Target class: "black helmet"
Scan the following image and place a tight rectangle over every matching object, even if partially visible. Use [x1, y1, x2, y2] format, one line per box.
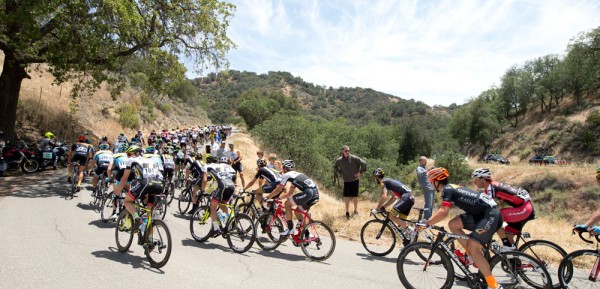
[257, 158, 267, 167]
[373, 168, 385, 177]
[206, 155, 218, 164]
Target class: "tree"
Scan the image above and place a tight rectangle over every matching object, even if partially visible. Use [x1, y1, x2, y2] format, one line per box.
[0, 0, 235, 139]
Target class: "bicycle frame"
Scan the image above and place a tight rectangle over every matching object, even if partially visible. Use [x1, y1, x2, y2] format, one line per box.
[269, 199, 318, 245]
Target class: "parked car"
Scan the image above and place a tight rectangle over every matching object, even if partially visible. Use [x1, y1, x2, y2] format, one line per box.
[483, 154, 510, 164]
[529, 155, 545, 165]
[529, 155, 567, 165]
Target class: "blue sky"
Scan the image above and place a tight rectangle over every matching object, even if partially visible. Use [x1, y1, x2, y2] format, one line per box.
[191, 0, 600, 106]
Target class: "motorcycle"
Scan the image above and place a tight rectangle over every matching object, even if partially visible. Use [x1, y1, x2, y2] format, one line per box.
[34, 145, 58, 172]
[54, 142, 69, 168]
[0, 141, 39, 174]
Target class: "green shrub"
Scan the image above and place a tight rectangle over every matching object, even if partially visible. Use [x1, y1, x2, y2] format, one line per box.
[157, 103, 172, 115]
[519, 173, 576, 193]
[433, 152, 471, 184]
[586, 111, 600, 127]
[518, 146, 532, 160]
[117, 104, 140, 129]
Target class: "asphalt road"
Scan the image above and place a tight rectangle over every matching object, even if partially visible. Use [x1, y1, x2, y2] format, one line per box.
[0, 169, 472, 289]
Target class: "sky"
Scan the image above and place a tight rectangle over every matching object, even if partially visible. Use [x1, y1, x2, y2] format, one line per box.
[191, 0, 600, 106]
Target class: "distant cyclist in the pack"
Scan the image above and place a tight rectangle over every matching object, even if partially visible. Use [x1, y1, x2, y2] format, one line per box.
[372, 168, 415, 230]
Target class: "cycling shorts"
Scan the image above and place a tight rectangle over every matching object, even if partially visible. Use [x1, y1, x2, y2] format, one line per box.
[232, 161, 243, 172]
[175, 158, 185, 165]
[94, 166, 108, 177]
[114, 169, 134, 185]
[211, 178, 235, 204]
[501, 201, 535, 234]
[459, 208, 503, 245]
[163, 168, 174, 181]
[291, 187, 319, 211]
[392, 194, 415, 220]
[72, 154, 88, 166]
[128, 177, 163, 204]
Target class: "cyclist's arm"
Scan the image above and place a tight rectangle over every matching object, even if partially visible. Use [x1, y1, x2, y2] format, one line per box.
[115, 169, 131, 195]
[199, 172, 207, 191]
[584, 207, 600, 227]
[106, 160, 113, 177]
[244, 177, 258, 191]
[425, 205, 450, 225]
[279, 186, 295, 200]
[375, 187, 389, 210]
[266, 183, 285, 199]
[382, 195, 396, 209]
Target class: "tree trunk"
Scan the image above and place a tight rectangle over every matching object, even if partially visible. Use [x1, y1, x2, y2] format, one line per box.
[0, 53, 28, 141]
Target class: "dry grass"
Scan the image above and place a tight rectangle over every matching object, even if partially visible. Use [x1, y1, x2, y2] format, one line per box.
[234, 134, 597, 255]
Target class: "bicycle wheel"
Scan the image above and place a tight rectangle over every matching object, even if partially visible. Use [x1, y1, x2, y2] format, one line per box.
[255, 213, 284, 251]
[300, 221, 336, 261]
[397, 241, 454, 289]
[178, 189, 191, 214]
[226, 213, 256, 253]
[115, 210, 134, 252]
[190, 205, 212, 242]
[166, 182, 175, 205]
[153, 196, 168, 220]
[558, 249, 599, 289]
[519, 239, 568, 289]
[360, 219, 396, 256]
[490, 251, 552, 289]
[237, 203, 258, 222]
[100, 193, 114, 222]
[443, 237, 478, 281]
[144, 219, 172, 269]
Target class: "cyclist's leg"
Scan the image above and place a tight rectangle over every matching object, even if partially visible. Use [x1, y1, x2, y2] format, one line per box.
[498, 202, 534, 245]
[389, 194, 415, 228]
[125, 179, 147, 220]
[467, 209, 503, 289]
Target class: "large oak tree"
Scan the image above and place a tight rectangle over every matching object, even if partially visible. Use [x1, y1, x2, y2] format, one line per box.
[0, 0, 235, 139]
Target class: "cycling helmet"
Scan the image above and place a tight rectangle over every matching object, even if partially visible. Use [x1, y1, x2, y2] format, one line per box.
[117, 144, 128, 153]
[471, 168, 492, 180]
[78, 135, 86, 142]
[373, 168, 385, 177]
[145, 146, 155, 154]
[99, 144, 109, 150]
[206, 155, 218, 164]
[257, 158, 267, 167]
[101, 136, 108, 142]
[44, 132, 54, 138]
[282, 160, 295, 170]
[219, 157, 228, 164]
[427, 167, 449, 183]
[126, 145, 142, 155]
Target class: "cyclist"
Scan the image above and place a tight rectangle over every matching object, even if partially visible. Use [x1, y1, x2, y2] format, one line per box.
[206, 153, 237, 237]
[184, 151, 208, 214]
[471, 168, 535, 250]
[226, 142, 245, 188]
[422, 167, 503, 289]
[243, 158, 282, 209]
[372, 168, 415, 230]
[91, 143, 113, 197]
[160, 145, 175, 184]
[264, 160, 319, 236]
[144, 146, 164, 181]
[573, 166, 600, 233]
[67, 135, 92, 191]
[107, 148, 132, 221]
[98, 136, 109, 147]
[115, 145, 164, 230]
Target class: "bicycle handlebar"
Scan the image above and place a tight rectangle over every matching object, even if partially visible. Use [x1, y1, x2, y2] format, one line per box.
[573, 227, 600, 244]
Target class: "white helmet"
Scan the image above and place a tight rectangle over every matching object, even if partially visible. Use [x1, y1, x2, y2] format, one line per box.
[282, 159, 295, 170]
[219, 157, 228, 164]
[471, 168, 492, 180]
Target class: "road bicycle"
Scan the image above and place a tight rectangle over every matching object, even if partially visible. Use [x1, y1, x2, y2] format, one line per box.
[91, 173, 109, 212]
[556, 226, 600, 288]
[236, 190, 266, 222]
[397, 225, 552, 289]
[67, 162, 79, 200]
[178, 172, 218, 214]
[255, 198, 336, 261]
[115, 200, 172, 268]
[100, 188, 124, 223]
[189, 193, 256, 253]
[450, 227, 567, 288]
[162, 176, 175, 205]
[360, 207, 426, 256]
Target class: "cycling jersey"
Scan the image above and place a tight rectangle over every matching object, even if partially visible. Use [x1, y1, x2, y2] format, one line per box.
[381, 178, 412, 198]
[93, 150, 113, 168]
[144, 153, 163, 172]
[206, 163, 236, 180]
[280, 171, 317, 191]
[161, 154, 175, 170]
[206, 163, 235, 203]
[484, 181, 530, 207]
[126, 156, 163, 181]
[441, 184, 497, 215]
[72, 142, 91, 156]
[254, 167, 282, 183]
[112, 153, 133, 184]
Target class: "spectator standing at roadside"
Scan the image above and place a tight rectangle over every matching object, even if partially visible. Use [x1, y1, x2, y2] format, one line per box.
[416, 156, 435, 220]
[333, 145, 367, 220]
[267, 153, 283, 173]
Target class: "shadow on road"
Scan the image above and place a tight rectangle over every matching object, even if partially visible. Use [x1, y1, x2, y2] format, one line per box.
[0, 170, 68, 199]
[254, 246, 327, 263]
[355, 252, 397, 263]
[77, 202, 98, 211]
[181, 238, 231, 253]
[89, 219, 114, 229]
[91, 247, 164, 273]
[170, 212, 190, 221]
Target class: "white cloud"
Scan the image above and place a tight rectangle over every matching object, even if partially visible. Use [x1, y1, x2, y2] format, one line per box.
[195, 0, 600, 106]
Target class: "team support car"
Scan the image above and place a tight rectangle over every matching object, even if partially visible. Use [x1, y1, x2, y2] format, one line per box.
[483, 154, 510, 164]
